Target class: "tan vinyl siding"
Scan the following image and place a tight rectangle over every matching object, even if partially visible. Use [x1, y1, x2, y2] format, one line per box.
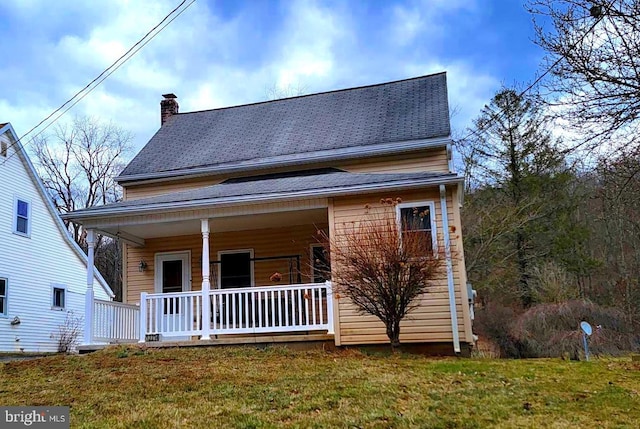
[330, 187, 469, 346]
[122, 147, 450, 201]
[125, 223, 326, 304]
[124, 177, 222, 200]
[339, 148, 449, 174]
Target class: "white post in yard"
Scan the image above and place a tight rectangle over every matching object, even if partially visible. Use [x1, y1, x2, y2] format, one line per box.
[326, 280, 335, 335]
[83, 229, 96, 345]
[201, 219, 211, 340]
[139, 292, 148, 343]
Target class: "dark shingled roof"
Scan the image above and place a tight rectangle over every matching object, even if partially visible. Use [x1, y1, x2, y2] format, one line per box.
[119, 73, 451, 179]
[68, 170, 459, 217]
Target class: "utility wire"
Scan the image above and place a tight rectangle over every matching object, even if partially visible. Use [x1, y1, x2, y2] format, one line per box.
[1, 0, 195, 165]
[456, 0, 614, 146]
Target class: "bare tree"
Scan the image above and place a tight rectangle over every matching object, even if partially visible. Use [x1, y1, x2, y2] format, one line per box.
[528, 0, 640, 152]
[32, 116, 132, 300]
[265, 82, 308, 100]
[319, 199, 445, 349]
[33, 116, 131, 242]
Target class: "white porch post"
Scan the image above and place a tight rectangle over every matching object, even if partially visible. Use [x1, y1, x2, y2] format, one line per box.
[201, 219, 212, 340]
[83, 229, 96, 345]
[138, 292, 147, 343]
[326, 280, 335, 335]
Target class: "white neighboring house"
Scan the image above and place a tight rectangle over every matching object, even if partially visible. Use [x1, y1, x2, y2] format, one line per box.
[0, 122, 113, 352]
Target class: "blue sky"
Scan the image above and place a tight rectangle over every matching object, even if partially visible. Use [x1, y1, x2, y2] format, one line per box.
[0, 0, 544, 152]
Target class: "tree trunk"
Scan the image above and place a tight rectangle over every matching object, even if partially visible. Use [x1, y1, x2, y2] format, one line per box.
[387, 320, 401, 351]
[516, 228, 531, 307]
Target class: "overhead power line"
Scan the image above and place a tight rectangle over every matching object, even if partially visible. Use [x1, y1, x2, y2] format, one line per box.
[1, 0, 196, 165]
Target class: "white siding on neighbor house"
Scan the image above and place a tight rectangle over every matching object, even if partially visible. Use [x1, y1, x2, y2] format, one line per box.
[0, 131, 109, 352]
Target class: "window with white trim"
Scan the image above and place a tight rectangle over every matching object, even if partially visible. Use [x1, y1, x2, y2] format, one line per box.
[14, 197, 30, 236]
[0, 278, 7, 315]
[396, 201, 437, 252]
[52, 285, 66, 309]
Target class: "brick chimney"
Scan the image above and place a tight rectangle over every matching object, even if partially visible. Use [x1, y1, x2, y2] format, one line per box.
[160, 93, 179, 125]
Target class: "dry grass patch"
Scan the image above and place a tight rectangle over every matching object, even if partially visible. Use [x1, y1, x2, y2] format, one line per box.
[1, 346, 639, 428]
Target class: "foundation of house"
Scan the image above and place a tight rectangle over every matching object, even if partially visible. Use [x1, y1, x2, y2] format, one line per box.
[77, 333, 335, 354]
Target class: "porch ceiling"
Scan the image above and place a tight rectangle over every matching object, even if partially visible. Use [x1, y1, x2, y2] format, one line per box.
[98, 207, 328, 240]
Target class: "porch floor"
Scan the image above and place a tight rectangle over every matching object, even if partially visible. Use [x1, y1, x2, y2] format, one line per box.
[78, 333, 334, 354]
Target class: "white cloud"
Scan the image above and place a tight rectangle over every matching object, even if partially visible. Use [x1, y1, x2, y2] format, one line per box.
[271, 0, 347, 88]
[391, 0, 477, 46]
[0, 0, 501, 156]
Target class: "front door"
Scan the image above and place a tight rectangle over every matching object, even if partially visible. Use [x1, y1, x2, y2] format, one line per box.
[155, 251, 191, 340]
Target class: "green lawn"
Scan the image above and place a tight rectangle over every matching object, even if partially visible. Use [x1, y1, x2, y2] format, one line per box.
[0, 346, 638, 428]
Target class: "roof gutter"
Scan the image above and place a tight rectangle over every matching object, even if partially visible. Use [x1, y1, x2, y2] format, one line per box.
[64, 174, 462, 222]
[115, 136, 453, 185]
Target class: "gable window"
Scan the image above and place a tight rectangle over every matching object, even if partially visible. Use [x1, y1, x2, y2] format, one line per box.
[396, 201, 437, 252]
[0, 278, 7, 316]
[14, 197, 30, 236]
[52, 285, 66, 310]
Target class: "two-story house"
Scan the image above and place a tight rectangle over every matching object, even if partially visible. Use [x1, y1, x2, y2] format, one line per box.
[65, 73, 473, 354]
[0, 123, 113, 352]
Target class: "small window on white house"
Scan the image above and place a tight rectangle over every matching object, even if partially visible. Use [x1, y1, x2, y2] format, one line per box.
[397, 202, 437, 252]
[0, 278, 7, 315]
[14, 198, 30, 236]
[52, 286, 66, 309]
[1, 141, 7, 157]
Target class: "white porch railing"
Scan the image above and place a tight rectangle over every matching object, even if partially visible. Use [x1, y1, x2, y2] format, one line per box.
[93, 299, 140, 343]
[138, 282, 334, 342]
[141, 291, 203, 338]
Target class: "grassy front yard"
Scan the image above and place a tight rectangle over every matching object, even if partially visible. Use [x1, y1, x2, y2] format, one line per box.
[0, 346, 638, 428]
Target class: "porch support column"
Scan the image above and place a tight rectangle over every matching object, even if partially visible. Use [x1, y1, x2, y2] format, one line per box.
[83, 229, 96, 345]
[440, 184, 461, 354]
[201, 219, 212, 340]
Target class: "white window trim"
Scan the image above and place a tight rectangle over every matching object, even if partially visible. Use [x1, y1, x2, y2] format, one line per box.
[51, 284, 67, 310]
[395, 200, 438, 253]
[0, 276, 8, 317]
[217, 249, 255, 289]
[13, 196, 32, 237]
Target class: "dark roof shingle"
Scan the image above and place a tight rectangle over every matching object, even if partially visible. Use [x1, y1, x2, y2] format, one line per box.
[120, 73, 450, 179]
[68, 170, 459, 218]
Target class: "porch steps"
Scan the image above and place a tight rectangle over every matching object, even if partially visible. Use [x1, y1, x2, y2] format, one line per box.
[78, 333, 334, 354]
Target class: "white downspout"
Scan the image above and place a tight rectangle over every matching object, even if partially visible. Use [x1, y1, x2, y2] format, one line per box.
[440, 184, 461, 354]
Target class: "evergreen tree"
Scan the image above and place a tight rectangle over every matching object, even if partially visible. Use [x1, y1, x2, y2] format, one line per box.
[462, 89, 586, 307]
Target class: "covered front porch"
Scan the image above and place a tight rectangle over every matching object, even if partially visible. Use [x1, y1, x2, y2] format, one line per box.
[80, 200, 336, 346]
[88, 281, 334, 345]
